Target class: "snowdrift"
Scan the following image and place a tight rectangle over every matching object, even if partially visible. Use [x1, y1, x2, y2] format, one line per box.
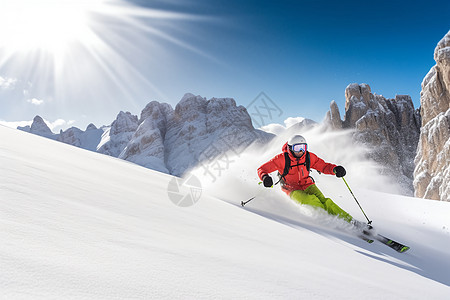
[1, 125, 449, 299]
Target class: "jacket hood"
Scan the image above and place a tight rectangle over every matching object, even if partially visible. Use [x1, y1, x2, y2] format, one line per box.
[282, 142, 289, 153]
[282, 142, 306, 162]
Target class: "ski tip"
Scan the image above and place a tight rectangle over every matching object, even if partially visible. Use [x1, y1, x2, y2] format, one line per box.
[399, 246, 410, 253]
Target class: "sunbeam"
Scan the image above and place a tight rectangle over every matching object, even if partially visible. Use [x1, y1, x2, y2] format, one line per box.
[0, 0, 215, 124]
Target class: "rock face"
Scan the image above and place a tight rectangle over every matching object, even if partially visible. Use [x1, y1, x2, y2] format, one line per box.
[325, 83, 421, 195]
[325, 101, 342, 129]
[119, 101, 173, 173]
[97, 111, 139, 157]
[58, 124, 104, 151]
[414, 30, 450, 201]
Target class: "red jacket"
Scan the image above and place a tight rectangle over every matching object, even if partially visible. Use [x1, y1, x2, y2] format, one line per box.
[257, 143, 336, 194]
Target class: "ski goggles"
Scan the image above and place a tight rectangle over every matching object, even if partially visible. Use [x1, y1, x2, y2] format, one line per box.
[291, 143, 307, 153]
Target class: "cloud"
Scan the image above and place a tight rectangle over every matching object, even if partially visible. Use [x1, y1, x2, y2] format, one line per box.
[0, 120, 32, 129]
[48, 119, 75, 130]
[0, 76, 17, 90]
[0, 118, 75, 131]
[260, 117, 308, 135]
[259, 123, 286, 135]
[27, 98, 45, 105]
[284, 117, 305, 128]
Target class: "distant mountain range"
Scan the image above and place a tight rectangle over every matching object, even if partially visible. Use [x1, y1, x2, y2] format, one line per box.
[19, 93, 274, 176]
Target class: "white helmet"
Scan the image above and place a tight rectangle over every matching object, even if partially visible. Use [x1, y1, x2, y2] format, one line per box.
[287, 135, 307, 146]
[287, 135, 307, 156]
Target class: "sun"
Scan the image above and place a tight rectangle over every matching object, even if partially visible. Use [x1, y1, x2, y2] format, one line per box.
[0, 0, 213, 126]
[0, 0, 104, 55]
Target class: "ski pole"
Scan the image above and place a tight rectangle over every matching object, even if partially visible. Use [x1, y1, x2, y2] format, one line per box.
[342, 177, 372, 224]
[241, 195, 256, 207]
[241, 182, 264, 207]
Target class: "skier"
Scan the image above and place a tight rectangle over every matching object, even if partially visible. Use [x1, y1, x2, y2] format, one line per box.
[257, 135, 353, 223]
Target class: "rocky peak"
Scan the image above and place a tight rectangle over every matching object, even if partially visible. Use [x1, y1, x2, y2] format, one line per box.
[58, 127, 83, 148]
[140, 101, 173, 123]
[29, 115, 53, 137]
[97, 111, 139, 157]
[111, 111, 138, 135]
[205, 97, 254, 132]
[325, 83, 421, 195]
[344, 83, 372, 110]
[174, 94, 208, 122]
[86, 123, 97, 131]
[343, 84, 377, 128]
[325, 100, 343, 129]
[434, 30, 450, 62]
[139, 101, 173, 139]
[180, 92, 196, 102]
[118, 101, 174, 173]
[414, 30, 450, 201]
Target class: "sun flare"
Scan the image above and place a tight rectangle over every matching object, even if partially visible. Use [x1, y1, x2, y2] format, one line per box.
[0, 0, 104, 55]
[0, 0, 212, 126]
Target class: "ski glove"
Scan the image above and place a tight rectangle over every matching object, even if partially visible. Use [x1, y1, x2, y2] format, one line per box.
[333, 166, 346, 178]
[262, 175, 273, 187]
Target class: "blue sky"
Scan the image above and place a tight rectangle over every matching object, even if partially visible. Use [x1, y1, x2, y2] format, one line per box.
[0, 0, 449, 131]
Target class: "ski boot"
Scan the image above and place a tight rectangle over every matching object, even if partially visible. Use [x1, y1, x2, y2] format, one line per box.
[351, 219, 375, 237]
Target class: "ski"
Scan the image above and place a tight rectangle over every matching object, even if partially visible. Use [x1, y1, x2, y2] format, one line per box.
[352, 221, 409, 252]
[359, 235, 374, 244]
[374, 234, 410, 253]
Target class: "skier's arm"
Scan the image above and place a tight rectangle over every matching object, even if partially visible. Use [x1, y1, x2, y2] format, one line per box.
[257, 154, 283, 180]
[309, 152, 336, 175]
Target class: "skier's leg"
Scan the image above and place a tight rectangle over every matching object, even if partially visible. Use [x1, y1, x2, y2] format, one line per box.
[322, 198, 353, 222]
[304, 185, 353, 222]
[290, 190, 325, 209]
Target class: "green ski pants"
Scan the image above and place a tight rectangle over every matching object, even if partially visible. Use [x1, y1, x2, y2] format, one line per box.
[290, 184, 352, 222]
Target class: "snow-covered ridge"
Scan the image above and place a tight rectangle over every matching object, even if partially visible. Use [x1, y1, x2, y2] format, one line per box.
[2, 119, 450, 298]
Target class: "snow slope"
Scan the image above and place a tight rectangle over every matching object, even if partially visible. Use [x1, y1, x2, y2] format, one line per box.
[1, 124, 450, 299]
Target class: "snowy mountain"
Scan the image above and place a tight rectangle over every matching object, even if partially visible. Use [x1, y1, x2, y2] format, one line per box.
[325, 83, 421, 195]
[119, 101, 173, 173]
[17, 115, 56, 139]
[57, 123, 105, 152]
[1, 124, 450, 299]
[19, 93, 273, 176]
[163, 93, 270, 176]
[414, 30, 450, 201]
[97, 111, 139, 157]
